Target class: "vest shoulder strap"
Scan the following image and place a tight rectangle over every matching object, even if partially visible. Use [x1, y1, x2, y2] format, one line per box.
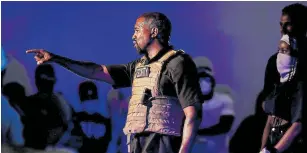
[136, 49, 185, 67]
[158, 49, 184, 63]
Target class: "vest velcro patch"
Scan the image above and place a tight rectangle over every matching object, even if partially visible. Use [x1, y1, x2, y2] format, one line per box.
[135, 66, 150, 78]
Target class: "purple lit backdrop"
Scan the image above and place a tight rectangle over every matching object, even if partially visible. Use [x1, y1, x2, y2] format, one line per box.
[2, 1, 306, 133]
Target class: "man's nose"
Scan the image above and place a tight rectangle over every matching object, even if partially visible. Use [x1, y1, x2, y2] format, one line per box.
[132, 34, 136, 40]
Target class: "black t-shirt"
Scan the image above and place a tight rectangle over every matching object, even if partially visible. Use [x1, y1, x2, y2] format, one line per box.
[106, 50, 202, 109]
[21, 93, 67, 149]
[264, 80, 303, 123]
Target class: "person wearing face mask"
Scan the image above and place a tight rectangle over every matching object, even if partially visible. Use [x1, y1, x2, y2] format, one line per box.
[260, 34, 303, 153]
[192, 56, 235, 153]
[257, 4, 307, 152]
[258, 3, 307, 110]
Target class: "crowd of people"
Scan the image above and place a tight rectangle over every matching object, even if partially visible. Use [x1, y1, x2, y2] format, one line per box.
[1, 49, 129, 153]
[2, 2, 307, 153]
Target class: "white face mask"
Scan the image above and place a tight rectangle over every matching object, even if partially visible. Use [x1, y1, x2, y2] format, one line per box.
[276, 53, 296, 82]
[199, 77, 212, 95]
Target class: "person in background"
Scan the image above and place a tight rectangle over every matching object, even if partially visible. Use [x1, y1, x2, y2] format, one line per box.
[260, 34, 303, 153]
[259, 3, 307, 153]
[20, 64, 69, 150]
[75, 81, 111, 153]
[1, 47, 25, 149]
[192, 56, 235, 153]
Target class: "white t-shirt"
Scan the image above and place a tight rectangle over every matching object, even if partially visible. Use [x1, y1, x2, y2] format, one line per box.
[195, 92, 235, 153]
[77, 99, 110, 139]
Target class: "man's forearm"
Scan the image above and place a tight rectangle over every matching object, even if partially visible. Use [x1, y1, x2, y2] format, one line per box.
[179, 117, 200, 153]
[179, 105, 201, 153]
[51, 54, 113, 83]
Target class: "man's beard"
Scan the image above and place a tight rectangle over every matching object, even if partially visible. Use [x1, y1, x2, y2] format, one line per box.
[136, 45, 146, 55]
[135, 39, 153, 55]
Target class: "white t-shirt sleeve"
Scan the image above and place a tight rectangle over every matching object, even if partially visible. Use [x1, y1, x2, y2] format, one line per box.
[220, 94, 235, 116]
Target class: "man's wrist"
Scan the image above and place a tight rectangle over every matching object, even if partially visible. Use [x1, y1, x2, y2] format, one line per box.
[50, 53, 68, 66]
[50, 53, 59, 62]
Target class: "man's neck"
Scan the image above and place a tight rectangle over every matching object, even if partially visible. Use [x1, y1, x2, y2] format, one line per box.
[146, 41, 164, 59]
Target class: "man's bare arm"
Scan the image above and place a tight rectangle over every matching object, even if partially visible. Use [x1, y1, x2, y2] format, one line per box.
[179, 103, 202, 153]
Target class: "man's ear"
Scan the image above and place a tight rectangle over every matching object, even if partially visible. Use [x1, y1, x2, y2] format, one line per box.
[151, 27, 159, 38]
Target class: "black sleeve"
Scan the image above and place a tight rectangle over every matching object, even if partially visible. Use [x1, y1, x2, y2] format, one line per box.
[105, 60, 139, 89]
[262, 53, 279, 98]
[257, 53, 279, 113]
[291, 82, 303, 123]
[168, 54, 203, 109]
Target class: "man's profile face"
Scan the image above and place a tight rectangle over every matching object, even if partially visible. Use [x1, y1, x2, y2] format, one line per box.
[132, 17, 152, 55]
[280, 14, 292, 35]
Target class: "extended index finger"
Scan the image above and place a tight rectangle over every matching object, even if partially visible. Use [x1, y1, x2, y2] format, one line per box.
[26, 49, 42, 54]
